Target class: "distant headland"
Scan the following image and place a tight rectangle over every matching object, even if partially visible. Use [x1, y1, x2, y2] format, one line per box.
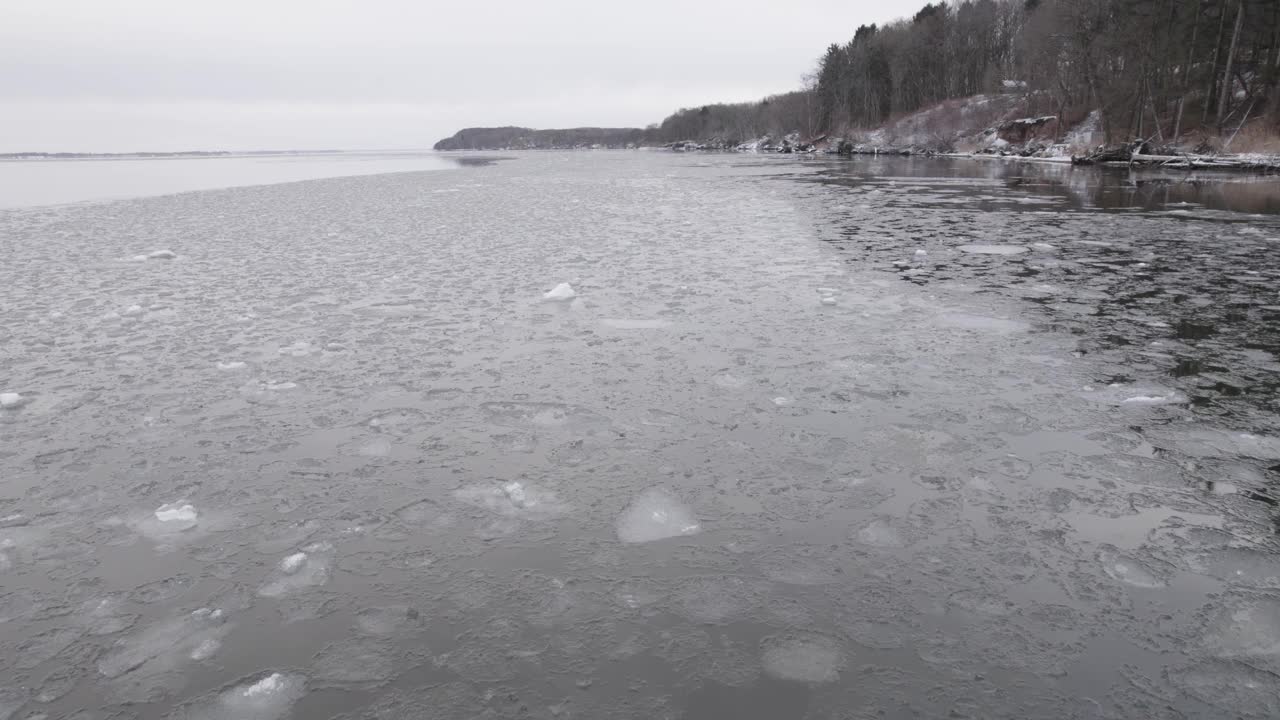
[432, 127, 647, 151]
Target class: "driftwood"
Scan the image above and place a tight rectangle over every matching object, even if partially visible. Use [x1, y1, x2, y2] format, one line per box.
[1127, 152, 1280, 171]
[1074, 141, 1280, 172]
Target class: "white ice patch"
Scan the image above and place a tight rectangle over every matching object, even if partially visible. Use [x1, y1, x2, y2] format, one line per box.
[939, 313, 1028, 334]
[1099, 546, 1167, 588]
[760, 633, 845, 683]
[277, 341, 313, 357]
[615, 488, 701, 544]
[452, 481, 567, 520]
[543, 283, 577, 301]
[146, 249, 177, 260]
[0, 393, 24, 409]
[854, 518, 904, 548]
[217, 361, 247, 371]
[99, 608, 231, 695]
[279, 553, 308, 575]
[958, 244, 1029, 255]
[1085, 384, 1186, 406]
[155, 502, 198, 524]
[712, 373, 748, 389]
[1201, 597, 1280, 668]
[185, 672, 306, 720]
[258, 542, 332, 597]
[600, 318, 669, 329]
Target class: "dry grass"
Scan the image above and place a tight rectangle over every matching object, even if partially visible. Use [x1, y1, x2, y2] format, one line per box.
[1221, 121, 1280, 155]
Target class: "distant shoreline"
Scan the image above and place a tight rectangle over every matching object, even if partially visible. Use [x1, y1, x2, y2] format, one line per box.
[0, 150, 349, 161]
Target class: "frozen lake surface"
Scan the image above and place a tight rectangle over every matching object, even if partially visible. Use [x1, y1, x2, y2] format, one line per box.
[2, 151, 1280, 719]
[0, 151, 471, 209]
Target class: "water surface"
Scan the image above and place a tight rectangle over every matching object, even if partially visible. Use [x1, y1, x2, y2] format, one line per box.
[0, 151, 472, 209]
[1, 152, 1279, 719]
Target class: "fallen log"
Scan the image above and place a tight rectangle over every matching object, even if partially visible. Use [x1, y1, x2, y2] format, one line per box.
[1127, 152, 1280, 171]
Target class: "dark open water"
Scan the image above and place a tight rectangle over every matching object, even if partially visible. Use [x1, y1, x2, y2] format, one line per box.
[2, 152, 1279, 719]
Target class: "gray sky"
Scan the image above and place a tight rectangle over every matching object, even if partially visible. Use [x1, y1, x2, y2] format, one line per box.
[2, 0, 902, 152]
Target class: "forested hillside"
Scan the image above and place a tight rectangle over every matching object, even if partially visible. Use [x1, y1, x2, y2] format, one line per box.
[434, 127, 646, 150]
[648, 0, 1280, 149]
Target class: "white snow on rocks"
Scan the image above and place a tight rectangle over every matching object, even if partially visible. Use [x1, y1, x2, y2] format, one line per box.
[543, 282, 577, 301]
[615, 488, 700, 544]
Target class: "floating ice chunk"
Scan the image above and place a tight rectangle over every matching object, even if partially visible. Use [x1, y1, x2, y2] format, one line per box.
[543, 283, 577, 301]
[146, 250, 177, 260]
[1123, 395, 1172, 404]
[279, 553, 308, 575]
[760, 633, 845, 683]
[615, 488, 701, 544]
[99, 608, 231, 695]
[217, 361, 247, 371]
[1031, 242, 1057, 251]
[914, 249, 928, 261]
[502, 481, 527, 507]
[190, 637, 221, 660]
[258, 543, 332, 597]
[277, 342, 313, 357]
[0, 393, 24, 409]
[1099, 545, 1167, 588]
[712, 373, 748, 389]
[453, 481, 566, 519]
[122, 304, 144, 316]
[76, 595, 137, 636]
[155, 502, 198, 524]
[854, 518, 904, 548]
[1200, 596, 1280, 667]
[772, 397, 793, 406]
[820, 297, 837, 306]
[600, 318, 669, 329]
[188, 672, 305, 720]
[958, 244, 1029, 255]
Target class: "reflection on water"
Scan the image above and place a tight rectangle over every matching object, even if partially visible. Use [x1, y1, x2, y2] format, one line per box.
[2, 152, 1280, 719]
[798, 154, 1280, 216]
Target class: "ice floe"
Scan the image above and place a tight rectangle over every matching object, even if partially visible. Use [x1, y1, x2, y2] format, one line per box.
[543, 283, 577, 301]
[615, 488, 700, 544]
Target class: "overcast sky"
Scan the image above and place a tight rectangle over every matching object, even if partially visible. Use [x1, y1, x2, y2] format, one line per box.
[2, 0, 903, 152]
